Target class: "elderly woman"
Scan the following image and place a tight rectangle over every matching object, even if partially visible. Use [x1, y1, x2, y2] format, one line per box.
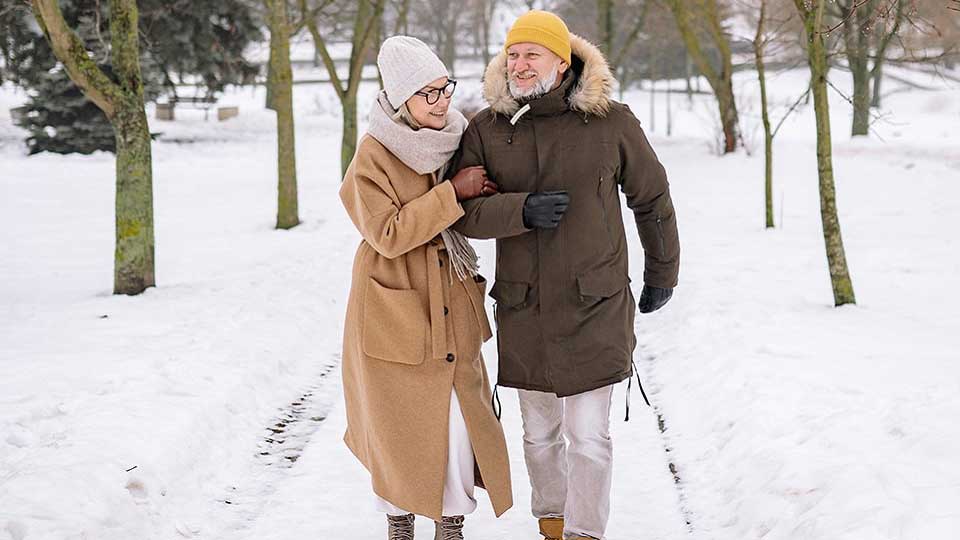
[339, 36, 513, 540]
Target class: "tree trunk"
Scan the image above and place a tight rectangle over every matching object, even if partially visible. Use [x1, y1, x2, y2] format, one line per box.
[308, 0, 383, 176]
[30, 0, 156, 295]
[850, 61, 870, 134]
[649, 49, 656, 132]
[649, 79, 656, 132]
[443, 31, 456, 77]
[716, 79, 739, 153]
[266, 0, 299, 229]
[870, 59, 883, 108]
[112, 97, 156, 294]
[340, 92, 358, 179]
[597, 0, 613, 59]
[666, 0, 740, 153]
[843, 2, 871, 136]
[869, 0, 905, 109]
[797, 0, 856, 306]
[395, 0, 410, 34]
[265, 58, 276, 110]
[666, 77, 673, 137]
[755, 0, 775, 228]
[109, 0, 155, 294]
[479, 0, 494, 68]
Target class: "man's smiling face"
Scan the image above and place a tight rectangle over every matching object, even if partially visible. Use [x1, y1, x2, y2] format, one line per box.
[506, 42, 568, 99]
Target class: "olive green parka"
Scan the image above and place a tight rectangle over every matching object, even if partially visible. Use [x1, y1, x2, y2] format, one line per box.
[449, 35, 681, 397]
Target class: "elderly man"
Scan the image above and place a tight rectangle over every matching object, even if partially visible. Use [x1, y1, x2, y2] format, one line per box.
[448, 10, 681, 540]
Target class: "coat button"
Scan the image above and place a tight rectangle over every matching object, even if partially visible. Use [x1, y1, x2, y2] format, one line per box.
[446, 353, 455, 362]
[444, 306, 449, 316]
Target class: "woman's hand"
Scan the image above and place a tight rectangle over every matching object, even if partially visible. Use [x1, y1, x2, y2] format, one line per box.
[449, 166, 499, 201]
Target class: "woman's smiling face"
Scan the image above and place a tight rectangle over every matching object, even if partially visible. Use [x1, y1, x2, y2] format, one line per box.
[405, 77, 452, 130]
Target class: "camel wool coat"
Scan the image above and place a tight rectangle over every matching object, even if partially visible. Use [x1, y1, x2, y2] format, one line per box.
[339, 134, 513, 521]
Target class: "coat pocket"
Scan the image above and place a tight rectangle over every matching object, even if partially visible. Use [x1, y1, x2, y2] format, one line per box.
[466, 274, 493, 342]
[362, 277, 427, 364]
[576, 265, 630, 300]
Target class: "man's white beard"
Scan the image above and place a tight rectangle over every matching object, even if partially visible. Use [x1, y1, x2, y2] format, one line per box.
[508, 64, 560, 100]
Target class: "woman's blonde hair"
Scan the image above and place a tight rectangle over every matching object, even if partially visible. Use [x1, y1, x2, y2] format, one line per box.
[391, 102, 422, 130]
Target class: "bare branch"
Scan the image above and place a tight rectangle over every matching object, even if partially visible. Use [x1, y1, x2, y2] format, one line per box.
[301, 0, 346, 99]
[109, 0, 144, 95]
[29, 0, 118, 117]
[346, 0, 384, 95]
[772, 85, 811, 138]
[611, 4, 649, 73]
[663, 0, 720, 82]
[821, 0, 872, 35]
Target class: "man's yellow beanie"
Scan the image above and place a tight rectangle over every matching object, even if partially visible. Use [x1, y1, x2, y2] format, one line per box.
[504, 10, 571, 65]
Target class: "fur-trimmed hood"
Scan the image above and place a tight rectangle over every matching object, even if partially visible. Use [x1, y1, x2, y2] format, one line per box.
[482, 34, 614, 118]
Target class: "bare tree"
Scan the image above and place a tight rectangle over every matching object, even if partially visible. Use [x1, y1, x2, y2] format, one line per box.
[754, 0, 775, 227]
[412, 0, 460, 75]
[793, 0, 856, 306]
[868, 0, 908, 108]
[664, 0, 742, 153]
[473, 0, 500, 67]
[393, 0, 411, 34]
[599, 0, 651, 92]
[307, 0, 385, 177]
[746, 0, 799, 228]
[264, 0, 300, 229]
[30, 0, 155, 295]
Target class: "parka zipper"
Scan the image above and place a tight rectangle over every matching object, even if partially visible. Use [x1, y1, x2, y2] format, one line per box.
[597, 175, 616, 253]
[655, 215, 666, 258]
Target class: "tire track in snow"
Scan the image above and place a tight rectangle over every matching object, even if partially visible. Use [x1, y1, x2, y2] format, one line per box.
[640, 350, 697, 536]
[208, 356, 339, 537]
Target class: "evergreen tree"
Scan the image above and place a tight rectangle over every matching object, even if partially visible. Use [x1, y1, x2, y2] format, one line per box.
[22, 67, 118, 154]
[1, 0, 260, 155]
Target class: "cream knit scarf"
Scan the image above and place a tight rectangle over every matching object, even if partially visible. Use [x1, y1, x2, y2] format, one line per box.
[366, 90, 479, 281]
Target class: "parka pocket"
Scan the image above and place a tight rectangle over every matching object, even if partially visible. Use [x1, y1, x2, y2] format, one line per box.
[466, 274, 493, 342]
[576, 265, 630, 301]
[489, 280, 530, 310]
[362, 277, 427, 365]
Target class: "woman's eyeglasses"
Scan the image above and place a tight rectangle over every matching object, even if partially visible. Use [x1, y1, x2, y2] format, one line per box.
[414, 79, 457, 105]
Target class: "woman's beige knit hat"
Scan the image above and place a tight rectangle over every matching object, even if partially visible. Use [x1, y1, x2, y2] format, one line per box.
[377, 36, 449, 109]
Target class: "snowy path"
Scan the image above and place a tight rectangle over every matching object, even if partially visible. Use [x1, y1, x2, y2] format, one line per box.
[187, 220, 693, 540]
[215, 354, 693, 540]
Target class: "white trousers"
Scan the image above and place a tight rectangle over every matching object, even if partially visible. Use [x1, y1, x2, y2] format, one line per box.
[374, 388, 478, 517]
[518, 384, 615, 540]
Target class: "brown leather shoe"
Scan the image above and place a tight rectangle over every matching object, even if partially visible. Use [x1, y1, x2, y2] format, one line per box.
[538, 517, 564, 540]
[387, 513, 415, 540]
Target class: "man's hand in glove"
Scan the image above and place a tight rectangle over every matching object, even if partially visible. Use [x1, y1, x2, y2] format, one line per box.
[638, 285, 673, 313]
[523, 191, 570, 229]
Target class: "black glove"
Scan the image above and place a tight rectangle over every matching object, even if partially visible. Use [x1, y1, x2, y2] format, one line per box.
[638, 285, 673, 313]
[523, 191, 570, 229]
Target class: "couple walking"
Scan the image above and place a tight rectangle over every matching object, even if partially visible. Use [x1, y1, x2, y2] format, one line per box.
[338, 10, 681, 540]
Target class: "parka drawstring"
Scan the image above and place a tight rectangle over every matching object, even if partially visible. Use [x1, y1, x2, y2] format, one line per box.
[492, 383, 502, 421]
[507, 103, 531, 144]
[624, 359, 651, 421]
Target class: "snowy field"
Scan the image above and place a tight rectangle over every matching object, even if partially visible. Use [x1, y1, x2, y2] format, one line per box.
[1, 63, 959, 540]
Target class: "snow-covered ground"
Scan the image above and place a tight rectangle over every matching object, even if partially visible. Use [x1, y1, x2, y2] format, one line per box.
[2, 62, 959, 540]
